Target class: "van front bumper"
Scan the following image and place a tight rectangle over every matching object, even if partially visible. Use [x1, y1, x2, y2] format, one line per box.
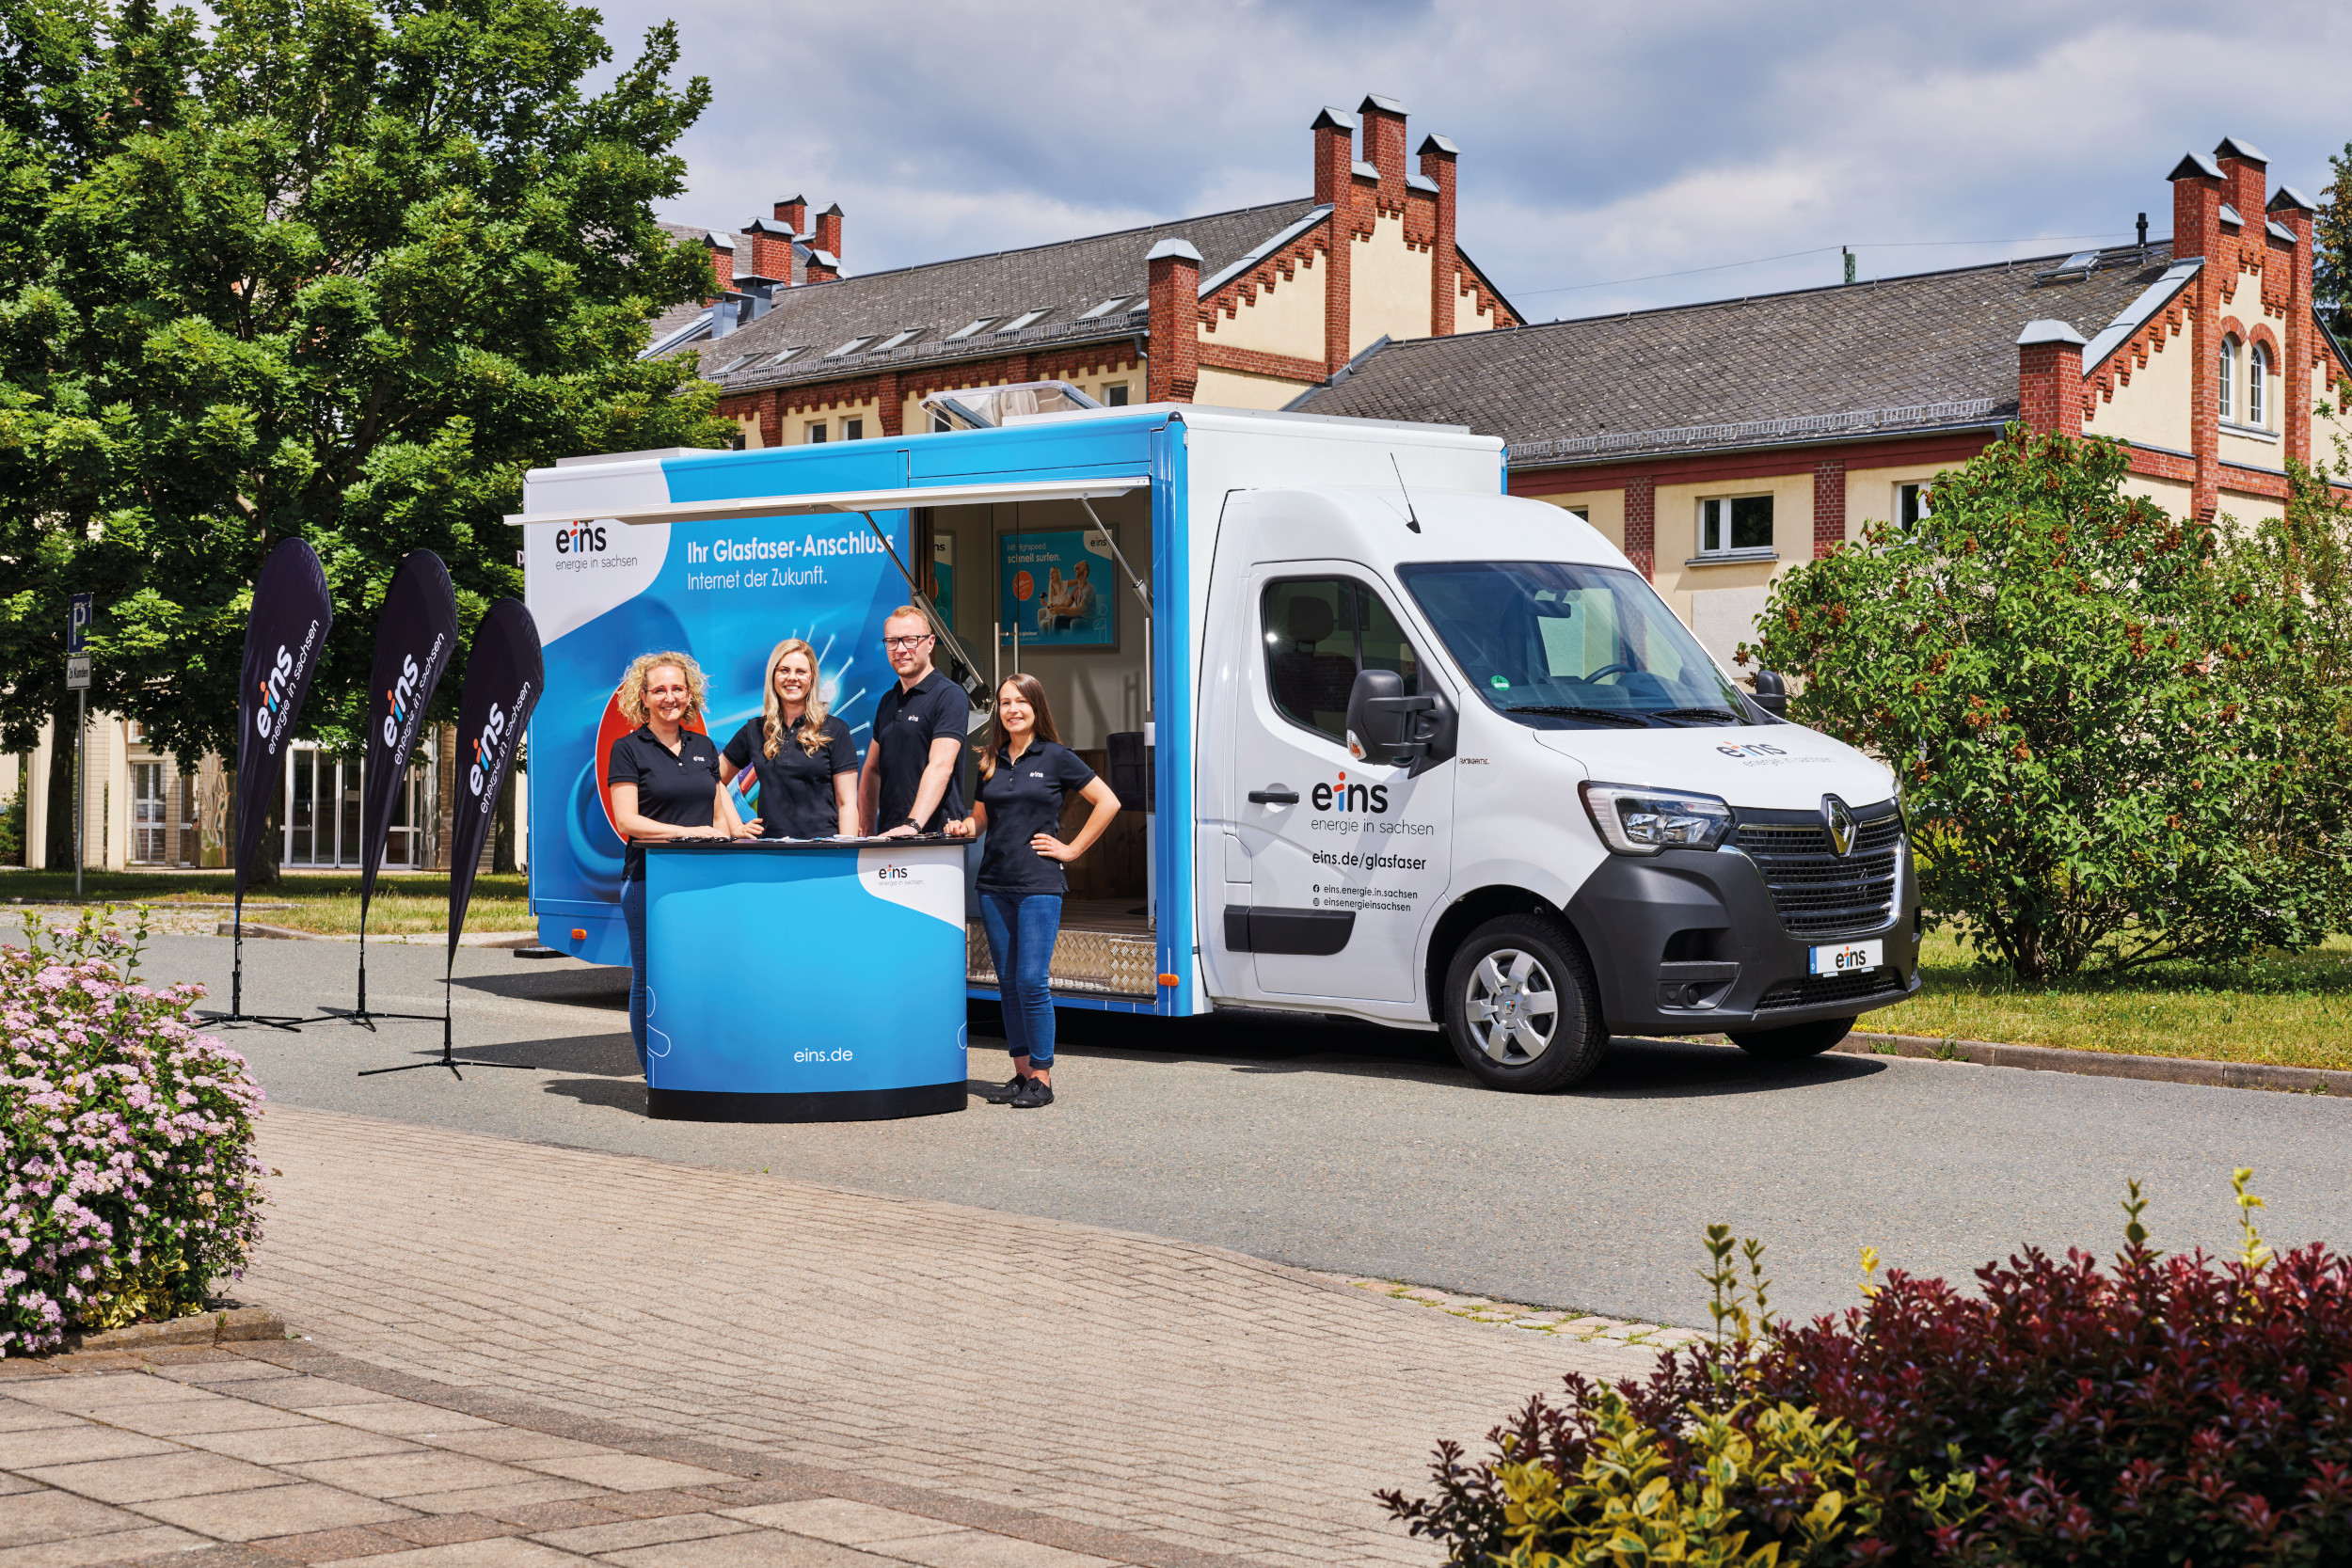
[1562, 830, 1920, 1037]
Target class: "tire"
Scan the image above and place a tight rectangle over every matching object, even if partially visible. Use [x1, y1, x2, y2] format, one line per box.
[1727, 1016, 1856, 1060]
[1440, 914, 1608, 1092]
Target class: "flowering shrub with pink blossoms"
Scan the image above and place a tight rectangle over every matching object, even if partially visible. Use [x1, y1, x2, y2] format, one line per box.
[2, 909, 266, 1355]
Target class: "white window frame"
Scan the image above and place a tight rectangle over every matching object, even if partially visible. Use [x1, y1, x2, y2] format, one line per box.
[1104, 382, 1130, 406]
[1693, 494, 1775, 562]
[2218, 336, 2237, 422]
[1897, 483, 1933, 531]
[2248, 341, 2268, 429]
[995, 309, 1048, 334]
[946, 318, 993, 341]
[804, 421, 828, 444]
[843, 417, 865, 440]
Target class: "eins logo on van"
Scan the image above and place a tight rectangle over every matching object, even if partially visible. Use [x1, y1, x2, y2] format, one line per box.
[1312, 770, 1390, 815]
[553, 521, 608, 555]
[253, 647, 294, 740]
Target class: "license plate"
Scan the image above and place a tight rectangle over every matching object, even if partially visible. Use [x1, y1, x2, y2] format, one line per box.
[1809, 939, 1883, 975]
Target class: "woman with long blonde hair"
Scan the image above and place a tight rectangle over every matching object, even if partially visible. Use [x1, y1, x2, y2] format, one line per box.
[718, 638, 858, 839]
[949, 673, 1121, 1109]
[608, 650, 755, 1069]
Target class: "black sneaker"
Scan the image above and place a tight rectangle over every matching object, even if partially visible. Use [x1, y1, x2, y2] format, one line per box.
[1010, 1077, 1055, 1109]
[980, 1074, 1027, 1104]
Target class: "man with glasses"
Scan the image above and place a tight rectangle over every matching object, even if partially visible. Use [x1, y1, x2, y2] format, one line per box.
[860, 606, 968, 837]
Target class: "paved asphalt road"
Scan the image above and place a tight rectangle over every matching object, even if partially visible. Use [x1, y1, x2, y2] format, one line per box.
[114, 930, 2352, 1327]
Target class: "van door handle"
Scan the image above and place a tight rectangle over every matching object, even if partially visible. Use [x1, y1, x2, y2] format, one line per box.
[1248, 788, 1300, 805]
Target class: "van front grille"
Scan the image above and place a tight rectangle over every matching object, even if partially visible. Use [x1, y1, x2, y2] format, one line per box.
[1737, 813, 1901, 938]
[1756, 967, 1906, 1013]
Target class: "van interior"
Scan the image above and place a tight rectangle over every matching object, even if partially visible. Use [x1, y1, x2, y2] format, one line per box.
[914, 388, 1158, 1002]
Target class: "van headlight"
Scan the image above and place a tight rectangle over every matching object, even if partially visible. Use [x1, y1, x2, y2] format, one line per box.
[1579, 783, 1734, 856]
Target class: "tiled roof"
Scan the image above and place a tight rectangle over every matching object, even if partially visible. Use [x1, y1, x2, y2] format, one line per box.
[656, 199, 1325, 394]
[1293, 243, 2179, 463]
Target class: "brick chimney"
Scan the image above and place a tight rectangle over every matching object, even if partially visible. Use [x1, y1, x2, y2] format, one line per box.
[742, 217, 794, 282]
[2214, 136, 2267, 236]
[1359, 94, 1407, 198]
[2016, 320, 2087, 437]
[2169, 150, 2226, 519]
[1420, 133, 1459, 336]
[1145, 237, 1201, 404]
[776, 195, 808, 234]
[815, 203, 844, 262]
[1311, 106, 1355, 207]
[699, 230, 736, 304]
[1310, 107, 1359, 378]
[2269, 182, 2319, 467]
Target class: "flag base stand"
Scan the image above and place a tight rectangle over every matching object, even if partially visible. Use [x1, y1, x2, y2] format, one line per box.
[322, 926, 439, 1029]
[357, 973, 532, 1081]
[198, 914, 305, 1032]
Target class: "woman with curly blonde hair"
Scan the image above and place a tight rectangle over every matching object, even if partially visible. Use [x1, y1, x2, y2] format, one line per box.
[717, 638, 858, 838]
[608, 650, 753, 1069]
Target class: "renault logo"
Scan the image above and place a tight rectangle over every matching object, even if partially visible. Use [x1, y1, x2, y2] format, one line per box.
[1821, 794, 1856, 857]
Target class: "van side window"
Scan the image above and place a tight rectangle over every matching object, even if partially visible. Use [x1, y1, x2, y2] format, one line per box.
[1261, 578, 1422, 744]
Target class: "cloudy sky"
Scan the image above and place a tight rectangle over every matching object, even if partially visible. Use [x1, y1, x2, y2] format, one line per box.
[602, 0, 2351, 322]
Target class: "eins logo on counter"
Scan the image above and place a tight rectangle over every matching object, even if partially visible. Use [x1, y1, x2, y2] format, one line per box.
[1312, 770, 1390, 815]
[553, 521, 608, 555]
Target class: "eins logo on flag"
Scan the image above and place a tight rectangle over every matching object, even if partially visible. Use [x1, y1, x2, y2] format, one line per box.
[467, 702, 508, 798]
[253, 647, 294, 740]
[381, 654, 424, 748]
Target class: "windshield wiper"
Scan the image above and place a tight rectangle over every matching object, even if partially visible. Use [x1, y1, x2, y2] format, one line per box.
[1649, 706, 1744, 725]
[1502, 705, 1648, 728]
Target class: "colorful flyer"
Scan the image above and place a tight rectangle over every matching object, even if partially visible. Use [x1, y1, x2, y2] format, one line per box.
[1000, 527, 1117, 648]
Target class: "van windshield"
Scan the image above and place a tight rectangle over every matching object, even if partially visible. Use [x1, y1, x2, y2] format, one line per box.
[1397, 561, 1752, 727]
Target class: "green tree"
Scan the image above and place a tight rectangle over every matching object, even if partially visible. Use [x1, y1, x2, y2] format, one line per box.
[0, 0, 728, 835]
[2315, 142, 2352, 341]
[1746, 426, 2342, 980]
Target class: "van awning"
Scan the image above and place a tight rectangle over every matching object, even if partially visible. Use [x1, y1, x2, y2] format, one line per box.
[502, 475, 1151, 528]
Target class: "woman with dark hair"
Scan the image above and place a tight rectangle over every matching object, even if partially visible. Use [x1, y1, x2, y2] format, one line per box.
[950, 673, 1120, 1108]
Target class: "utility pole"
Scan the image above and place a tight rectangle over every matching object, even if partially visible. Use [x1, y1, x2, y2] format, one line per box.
[65, 594, 92, 899]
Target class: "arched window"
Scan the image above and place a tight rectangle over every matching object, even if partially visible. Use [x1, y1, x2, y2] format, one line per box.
[2218, 336, 2238, 421]
[2249, 341, 2269, 428]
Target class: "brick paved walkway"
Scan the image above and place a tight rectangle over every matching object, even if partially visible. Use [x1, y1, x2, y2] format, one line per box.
[216, 1106, 1651, 1566]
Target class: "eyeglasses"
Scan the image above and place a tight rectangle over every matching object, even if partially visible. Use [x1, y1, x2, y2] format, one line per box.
[882, 634, 933, 650]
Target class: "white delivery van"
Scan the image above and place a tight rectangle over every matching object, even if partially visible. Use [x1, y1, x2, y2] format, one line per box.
[515, 387, 1920, 1091]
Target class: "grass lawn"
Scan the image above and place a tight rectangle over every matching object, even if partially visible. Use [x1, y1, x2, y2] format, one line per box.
[0, 869, 532, 937]
[1872, 927, 2352, 1072]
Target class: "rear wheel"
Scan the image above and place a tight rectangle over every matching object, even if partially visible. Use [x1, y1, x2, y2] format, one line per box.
[1727, 1016, 1856, 1060]
[1441, 914, 1607, 1092]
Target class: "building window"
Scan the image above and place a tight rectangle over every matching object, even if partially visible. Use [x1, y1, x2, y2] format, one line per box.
[844, 418, 865, 440]
[1697, 495, 1773, 557]
[1565, 506, 1591, 522]
[1104, 383, 1129, 406]
[2248, 342, 2268, 428]
[931, 414, 952, 433]
[805, 422, 828, 444]
[132, 762, 167, 863]
[1898, 483, 1932, 530]
[2218, 336, 2237, 421]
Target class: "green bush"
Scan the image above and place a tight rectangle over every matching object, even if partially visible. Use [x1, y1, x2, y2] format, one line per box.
[0, 780, 22, 866]
[1746, 424, 2345, 979]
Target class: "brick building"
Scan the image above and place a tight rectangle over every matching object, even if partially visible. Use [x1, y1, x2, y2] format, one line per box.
[1293, 137, 2352, 662]
[646, 95, 1518, 443]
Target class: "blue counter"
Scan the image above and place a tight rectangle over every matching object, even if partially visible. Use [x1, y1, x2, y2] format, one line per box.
[641, 839, 968, 1122]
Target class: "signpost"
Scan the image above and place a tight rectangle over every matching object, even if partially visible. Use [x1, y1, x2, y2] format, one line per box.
[65, 594, 91, 899]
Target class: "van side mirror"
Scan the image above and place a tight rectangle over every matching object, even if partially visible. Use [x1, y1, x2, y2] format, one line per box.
[1751, 670, 1788, 720]
[1345, 669, 1457, 778]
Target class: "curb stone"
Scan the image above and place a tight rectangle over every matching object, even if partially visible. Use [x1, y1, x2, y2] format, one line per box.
[58, 1304, 285, 1354]
[1833, 1030, 2336, 1095]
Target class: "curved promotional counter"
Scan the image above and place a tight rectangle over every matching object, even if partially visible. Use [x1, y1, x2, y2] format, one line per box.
[641, 838, 967, 1122]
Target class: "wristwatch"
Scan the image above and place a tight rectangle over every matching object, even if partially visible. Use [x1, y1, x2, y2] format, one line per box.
[903, 816, 922, 831]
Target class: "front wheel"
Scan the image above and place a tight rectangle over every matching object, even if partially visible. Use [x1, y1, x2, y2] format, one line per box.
[1727, 1016, 1855, 1060]
[1441, 914, 1607, 1092]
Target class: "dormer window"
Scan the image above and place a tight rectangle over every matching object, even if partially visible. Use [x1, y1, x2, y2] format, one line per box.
[995, 309, 1048, 334]
[2218, 336, 2237, 421]
[946, 318, 993, 341]
[2248, 341, 2269, 428]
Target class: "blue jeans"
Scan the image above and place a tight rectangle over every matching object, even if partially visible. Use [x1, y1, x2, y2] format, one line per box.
[979, 893, 1060, 1068]
[621, 876, 649, 1073]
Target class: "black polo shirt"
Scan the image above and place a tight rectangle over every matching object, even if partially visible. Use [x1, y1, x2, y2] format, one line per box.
[607, 723, 723, 880]
[975, 740, 1097, 896]
[869, 670, 967, 834]
[723, 714, 857, 839]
